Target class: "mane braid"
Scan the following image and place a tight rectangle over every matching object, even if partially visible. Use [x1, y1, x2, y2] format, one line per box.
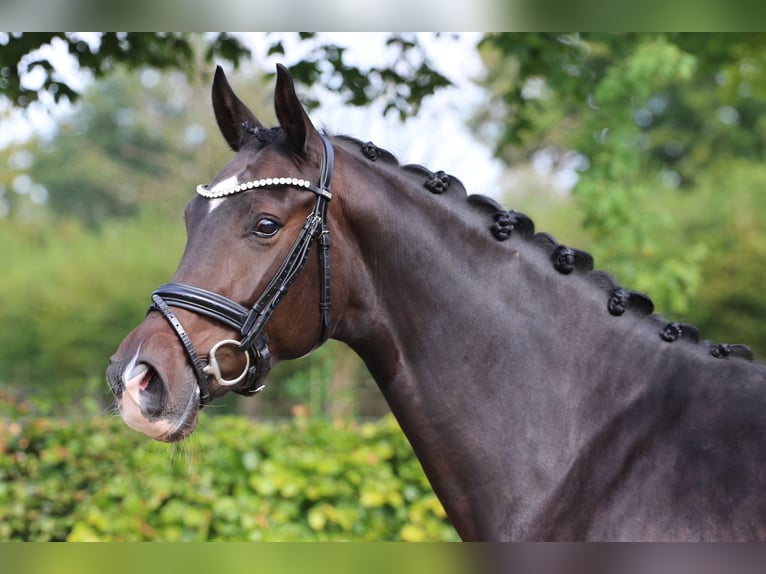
[335, 135, 399, 165]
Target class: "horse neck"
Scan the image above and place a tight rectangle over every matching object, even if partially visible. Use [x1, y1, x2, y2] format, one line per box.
[329, 152, 672, 539]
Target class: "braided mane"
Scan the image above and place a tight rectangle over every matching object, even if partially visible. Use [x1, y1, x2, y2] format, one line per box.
[332, 133, 754, 362]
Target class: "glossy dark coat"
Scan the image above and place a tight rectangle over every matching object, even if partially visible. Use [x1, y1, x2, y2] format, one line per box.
[107, 65, 766, 541]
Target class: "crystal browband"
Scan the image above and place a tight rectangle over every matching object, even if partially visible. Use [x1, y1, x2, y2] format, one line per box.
[196, 177, 314, 199]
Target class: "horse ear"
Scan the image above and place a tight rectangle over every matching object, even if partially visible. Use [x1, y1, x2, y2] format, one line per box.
[211, 65, 262, 151]
[274, 63, 318, 155]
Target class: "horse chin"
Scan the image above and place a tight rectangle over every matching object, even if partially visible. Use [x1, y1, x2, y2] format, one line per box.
[118, 364, 200, 443]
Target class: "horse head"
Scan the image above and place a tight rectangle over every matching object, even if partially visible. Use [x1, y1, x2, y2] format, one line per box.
[107, 65, 342, 441]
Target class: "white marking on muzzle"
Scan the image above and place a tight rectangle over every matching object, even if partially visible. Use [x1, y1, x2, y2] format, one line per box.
[123, 346, 142, 382]
[123, 346, 147, 408]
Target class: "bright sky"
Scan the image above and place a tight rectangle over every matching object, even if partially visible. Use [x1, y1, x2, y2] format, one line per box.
[0, 33, 505, 198]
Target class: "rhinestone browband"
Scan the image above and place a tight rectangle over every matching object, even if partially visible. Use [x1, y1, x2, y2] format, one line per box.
[196, 178, 313, 199]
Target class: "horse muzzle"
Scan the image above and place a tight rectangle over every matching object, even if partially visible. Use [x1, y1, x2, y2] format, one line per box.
[106, 326, 205, 442]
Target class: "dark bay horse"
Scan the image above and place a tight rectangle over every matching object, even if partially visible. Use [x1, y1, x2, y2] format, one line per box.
[107, 64, 766, 541]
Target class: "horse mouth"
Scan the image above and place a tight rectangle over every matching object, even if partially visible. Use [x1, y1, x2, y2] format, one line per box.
[119, 361, 200, 443]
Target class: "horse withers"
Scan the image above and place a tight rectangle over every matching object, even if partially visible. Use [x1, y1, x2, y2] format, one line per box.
[108, 64, 766, 541]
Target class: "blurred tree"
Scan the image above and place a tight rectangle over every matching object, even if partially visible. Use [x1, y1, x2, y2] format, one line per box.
[0, 32, 449, 120]
[476, 34, 766, 170]
[473, 33, 766, 356]
[0, 33, 250, 108]
[28, 66, 235, 226]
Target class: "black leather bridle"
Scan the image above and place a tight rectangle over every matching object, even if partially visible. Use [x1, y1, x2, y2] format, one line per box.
[149, 135, 334, 407]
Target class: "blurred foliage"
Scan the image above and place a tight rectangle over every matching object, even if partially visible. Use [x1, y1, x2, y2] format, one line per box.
[2, 64, 241, 225]
[268, 33, 451, 119]
[0, 414, 458, 541]
[0, 33, 450, 121]
[0, 33, 250, 108]
[475, 33, 766, 356]
[0, 209, 185, 413]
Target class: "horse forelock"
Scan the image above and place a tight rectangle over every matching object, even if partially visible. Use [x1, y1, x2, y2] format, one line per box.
[330, 133, 755, 363]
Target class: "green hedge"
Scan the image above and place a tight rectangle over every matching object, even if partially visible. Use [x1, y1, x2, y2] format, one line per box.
[0, 414, 458, 541]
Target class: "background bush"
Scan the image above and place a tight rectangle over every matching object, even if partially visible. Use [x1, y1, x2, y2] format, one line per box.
[0, 414, 458, 542]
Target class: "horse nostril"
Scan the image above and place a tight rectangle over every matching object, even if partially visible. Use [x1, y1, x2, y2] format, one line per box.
[139, 366, 168, 418]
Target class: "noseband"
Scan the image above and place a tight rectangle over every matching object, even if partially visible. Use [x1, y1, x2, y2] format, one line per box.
[149, 135, 334, 407]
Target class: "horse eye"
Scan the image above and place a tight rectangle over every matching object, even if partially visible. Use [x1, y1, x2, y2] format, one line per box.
[252, 218, 281, 238]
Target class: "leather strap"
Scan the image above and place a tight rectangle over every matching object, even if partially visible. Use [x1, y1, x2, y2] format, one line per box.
[153, 283, 250, 331]
[151, 293, 210, 404]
